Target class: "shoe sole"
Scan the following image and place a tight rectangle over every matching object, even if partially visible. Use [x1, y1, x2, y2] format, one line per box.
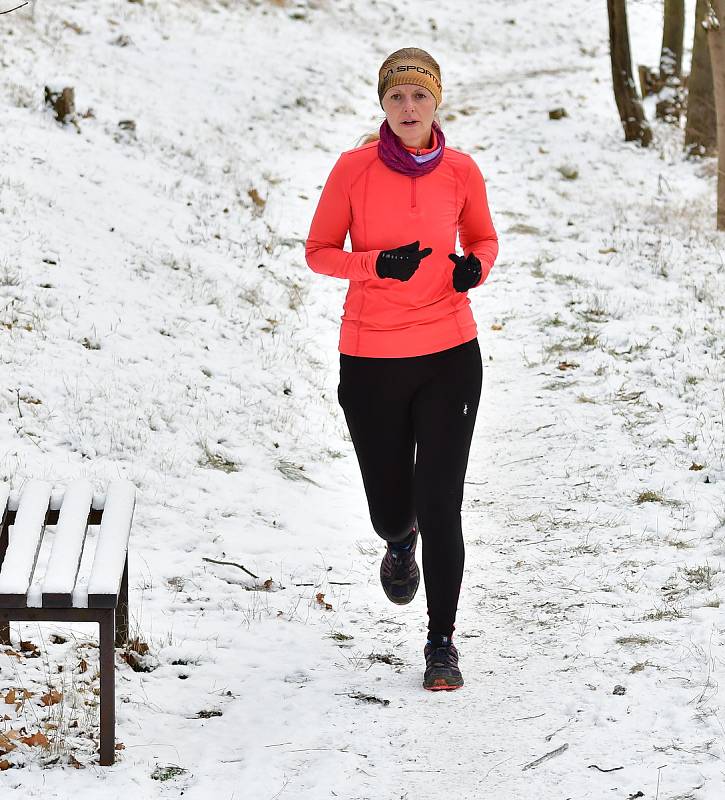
[423, 677, 464, 691]
[381, 567, 420, 605]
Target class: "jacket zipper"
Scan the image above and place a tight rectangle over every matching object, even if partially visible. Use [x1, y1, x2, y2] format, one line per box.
[411, 144, 421, 208]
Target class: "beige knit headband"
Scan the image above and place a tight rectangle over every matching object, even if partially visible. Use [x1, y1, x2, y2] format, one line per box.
[378, 58, 443, 109]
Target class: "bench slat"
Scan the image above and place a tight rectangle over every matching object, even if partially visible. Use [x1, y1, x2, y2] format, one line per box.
[0, 480, 53, 608]
[87, 480, 136, 608]
[41, 480, 94, 607]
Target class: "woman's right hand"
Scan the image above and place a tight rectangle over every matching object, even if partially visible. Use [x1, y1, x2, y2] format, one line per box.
[375, 240, 433, 281]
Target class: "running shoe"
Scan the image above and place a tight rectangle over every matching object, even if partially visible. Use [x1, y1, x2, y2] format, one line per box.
[379, 527, 419, 605]
[423, 640, 464, 691]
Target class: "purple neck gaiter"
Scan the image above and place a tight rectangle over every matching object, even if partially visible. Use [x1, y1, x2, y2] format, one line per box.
[377, 118, 445, 177]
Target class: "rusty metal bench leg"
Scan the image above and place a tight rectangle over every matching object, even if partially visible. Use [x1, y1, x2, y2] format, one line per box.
[0, 621, 9, 646]
[115, 556, 129, 648]
[99, 609, 116, 766]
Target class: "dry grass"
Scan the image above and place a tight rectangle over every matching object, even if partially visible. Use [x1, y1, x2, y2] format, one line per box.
[615, 634, 662, 646]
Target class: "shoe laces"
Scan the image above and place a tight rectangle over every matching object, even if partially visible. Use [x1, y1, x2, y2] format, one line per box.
[384, 541, 416, 579]
[425, 642, 458, 668]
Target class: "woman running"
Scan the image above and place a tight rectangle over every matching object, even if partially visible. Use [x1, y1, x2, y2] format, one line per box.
[305, 47, 498, 691]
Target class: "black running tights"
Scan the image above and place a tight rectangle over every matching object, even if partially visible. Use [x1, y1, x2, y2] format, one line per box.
[337, 338, 482, 638]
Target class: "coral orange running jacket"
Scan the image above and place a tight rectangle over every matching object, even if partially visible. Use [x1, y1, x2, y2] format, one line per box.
[305, 137, 498, 357]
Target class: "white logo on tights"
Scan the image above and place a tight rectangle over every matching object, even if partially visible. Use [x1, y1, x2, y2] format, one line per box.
[463, 403, 468, 416]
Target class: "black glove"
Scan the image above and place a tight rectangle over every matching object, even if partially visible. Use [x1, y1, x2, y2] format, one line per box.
[448, 252, 482, 292]
[376, 240, 432, 281]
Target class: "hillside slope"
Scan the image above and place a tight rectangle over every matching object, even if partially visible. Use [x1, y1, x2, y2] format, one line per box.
[0, 1, 723, 798]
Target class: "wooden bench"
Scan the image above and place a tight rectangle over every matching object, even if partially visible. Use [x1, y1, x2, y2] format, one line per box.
[0, 478, 136, 766]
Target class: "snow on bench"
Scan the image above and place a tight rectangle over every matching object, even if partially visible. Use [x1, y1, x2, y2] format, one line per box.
[0, 480, 53, 606]
[41, 480, 94, 607]
[87, 480, 136, 607]
[0, 478, 136, 767]
[0, 479, 136, 609]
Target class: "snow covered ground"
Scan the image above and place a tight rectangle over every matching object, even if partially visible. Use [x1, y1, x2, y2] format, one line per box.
[1, 0, 724, 797]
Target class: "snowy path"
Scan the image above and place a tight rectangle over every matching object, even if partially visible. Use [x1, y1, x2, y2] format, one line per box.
[0, 0, 723, 798]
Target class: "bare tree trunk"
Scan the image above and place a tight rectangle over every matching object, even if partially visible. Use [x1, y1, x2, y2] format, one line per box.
[707, 0, 725, 229]
[661, 0, 685, 75]
[608, 0, 652, 145]
[686, 0, 718, 155]
[657, 0, 685, 122]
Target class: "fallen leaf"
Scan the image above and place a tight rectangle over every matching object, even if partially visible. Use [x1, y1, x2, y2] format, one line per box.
[315, 592, 333, 611]
[491, 323, 503, 331]
[248, 187, 265, 208]
[126, 637, 149, 656]
[3, 689, 15, 705]
[120, 650, 154, 673]
[557, 361, 579, 371]
[0, 759, 10, 770]
[115, 742, 125, 750]
[78, 658, 88, 673]
[689, 462, 704, 471]
[40, 690, 62, 707]
[0, 649, 22, 660]
[0, 735, 16, 755]
[20, 731, 49, 747]
[19, 641, 39, 654]
[263, 578, 274, 589]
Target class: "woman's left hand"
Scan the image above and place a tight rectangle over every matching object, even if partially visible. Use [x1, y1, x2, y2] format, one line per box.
[448, 252, 482, 292]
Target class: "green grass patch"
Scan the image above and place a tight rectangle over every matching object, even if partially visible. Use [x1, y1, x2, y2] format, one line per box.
[544, 313, 565, 327]
[327, 631, 354, 642]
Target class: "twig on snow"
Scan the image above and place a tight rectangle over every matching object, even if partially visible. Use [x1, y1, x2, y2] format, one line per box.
[0, 2, 29, 14]
[292, 581, 354, 586]
[202, 556, 259, 580]
[500, 454, 545, 467]
[522, 422, 556, 436]
[522, 742, 568, 770]
[286, 746, 368, 757]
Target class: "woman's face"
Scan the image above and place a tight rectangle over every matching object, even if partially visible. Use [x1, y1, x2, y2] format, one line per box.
[382, 83, 437, 148]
